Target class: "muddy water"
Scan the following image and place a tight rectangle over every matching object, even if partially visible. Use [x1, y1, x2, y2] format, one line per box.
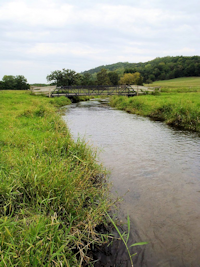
[63, 100, 200, 267]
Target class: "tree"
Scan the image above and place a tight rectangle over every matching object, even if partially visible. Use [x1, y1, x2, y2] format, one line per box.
[80, 56, 200, 83]
[80, 73, 94, 86]
[1, 75, 29, 90]
[0, 81, 4, 90]
[15, 75, 30, 90]
[96, 68, 111, 85]
[108, 71, 119, 86]
[124, 68, 137, 74]
[2, 75, 16, 89]
[46, 69, 82, 86]
[119, 72, 143, 85]
[149, 74, 155, 82]
[146, 79, 153, 84]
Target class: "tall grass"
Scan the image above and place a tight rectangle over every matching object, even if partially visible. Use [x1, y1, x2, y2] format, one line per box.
[110, 92, 200, 132]
[0, 91, 111, 266]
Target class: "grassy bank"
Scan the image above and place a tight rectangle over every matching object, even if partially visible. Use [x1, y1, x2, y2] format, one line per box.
[110, 92, 200, 132]
[0, 91, 111, 266]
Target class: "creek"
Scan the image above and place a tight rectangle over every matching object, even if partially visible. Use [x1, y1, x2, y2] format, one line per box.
[62, 99, 200, 267]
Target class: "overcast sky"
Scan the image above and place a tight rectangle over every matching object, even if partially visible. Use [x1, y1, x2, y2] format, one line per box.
[0, 0, 199, 83]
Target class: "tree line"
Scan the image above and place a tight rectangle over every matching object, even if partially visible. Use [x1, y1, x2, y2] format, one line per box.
[46, 68, 143, 86]
[2, 56, 200, 90]
[0, 70, 143, 90]
[0, 75, 30, 90]
[82, 56, 200, 83]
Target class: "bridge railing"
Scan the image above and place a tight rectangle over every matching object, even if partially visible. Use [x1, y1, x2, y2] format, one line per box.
[51, 85, 159, 97]
[51, 85, 137, 97]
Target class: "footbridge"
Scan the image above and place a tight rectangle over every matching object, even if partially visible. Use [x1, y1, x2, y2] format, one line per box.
[31, 85, 159, 97]
[51, 85, 137, 97]
[51, 85, 158, 97]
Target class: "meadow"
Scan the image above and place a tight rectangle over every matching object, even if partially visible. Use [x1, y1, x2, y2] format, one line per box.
[110, 77, 200, 132]
[146, 77, 200, 93]
[0, 91, 111, 266]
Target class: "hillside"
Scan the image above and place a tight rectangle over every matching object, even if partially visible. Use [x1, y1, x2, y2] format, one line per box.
[82, 56, 200, 83]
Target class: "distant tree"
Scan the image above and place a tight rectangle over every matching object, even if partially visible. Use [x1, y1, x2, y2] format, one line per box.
[174, 67, 182, 78]
[124, 68, 137, 74]
[158, 73, 166, 80]
[119, 72, 143, 85]
[144, 64, 152, 71]
[184, 64, 196, 77]
[1, 75, 29, 90]
[0, 81, 4, 90]
[146, 79, 153, 84]
[149, 74, 155, 81]
[157, 62, 166, 71]
[152, 68, 161, 78]
[2, 75, 16, 89]
[82, 56, 200, 83]
[195, 63, 200, 76]
[31, 83, 48, 87]
[108, 71, 119, 85]
[80, 73, 94, 86]
[96, 68, 111, 85]
[15, 75, 30, 89]
[46, 69, 82, 86]
[166, 71, 175, 80]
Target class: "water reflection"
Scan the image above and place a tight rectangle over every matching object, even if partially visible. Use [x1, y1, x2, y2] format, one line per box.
[63, 100, 200, 267]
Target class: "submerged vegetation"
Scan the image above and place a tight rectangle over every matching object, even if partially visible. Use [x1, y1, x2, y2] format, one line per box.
[110, 78, 200, 132]
[0, 91, 112, 266]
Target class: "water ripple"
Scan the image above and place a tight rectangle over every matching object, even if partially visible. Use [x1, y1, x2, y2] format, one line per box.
[63, 100, 200, 267]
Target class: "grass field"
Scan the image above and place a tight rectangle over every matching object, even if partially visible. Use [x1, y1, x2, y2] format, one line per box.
[111, 77, 200, 132]
[0, 91, 111, 266]
[145, 77, 200, 93]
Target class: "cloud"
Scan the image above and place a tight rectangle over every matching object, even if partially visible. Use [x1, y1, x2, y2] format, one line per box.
[0, 0, 199, 83]
[27, 43, 107, 58]
[0, 1, 74, 27]
[163, 47, 196, 55]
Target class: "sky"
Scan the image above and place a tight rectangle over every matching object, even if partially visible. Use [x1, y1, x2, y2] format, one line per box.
[0, 0, 200, 83]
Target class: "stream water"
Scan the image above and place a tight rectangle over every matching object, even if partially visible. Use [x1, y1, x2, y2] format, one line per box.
[62, 100, 200, 267]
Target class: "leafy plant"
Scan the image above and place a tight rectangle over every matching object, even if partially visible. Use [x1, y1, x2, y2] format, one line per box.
[106, 212, 147, 267]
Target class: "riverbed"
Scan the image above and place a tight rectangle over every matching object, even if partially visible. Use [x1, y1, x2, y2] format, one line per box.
[63, 100, 200, 267]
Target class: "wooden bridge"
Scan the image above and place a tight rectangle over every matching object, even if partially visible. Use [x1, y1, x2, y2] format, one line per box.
[51, 85, 158, 97]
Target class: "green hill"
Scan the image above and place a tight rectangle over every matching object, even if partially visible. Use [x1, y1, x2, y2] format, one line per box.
[82, 56, 200, 83]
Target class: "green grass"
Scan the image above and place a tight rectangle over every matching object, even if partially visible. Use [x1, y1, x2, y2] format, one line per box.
[145, 77, 200, 93]
[110, 86, 200, 132]
[0, 91, 111, 266]
[49, 96, 71, 107]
